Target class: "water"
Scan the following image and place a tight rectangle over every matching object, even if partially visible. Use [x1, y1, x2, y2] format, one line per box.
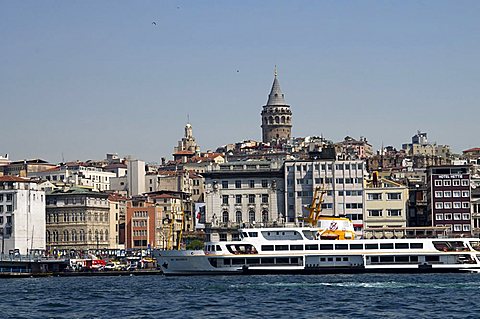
[0, 273, 478, 318]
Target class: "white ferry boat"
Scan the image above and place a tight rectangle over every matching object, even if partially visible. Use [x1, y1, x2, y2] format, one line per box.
[154, 217, 480, 275]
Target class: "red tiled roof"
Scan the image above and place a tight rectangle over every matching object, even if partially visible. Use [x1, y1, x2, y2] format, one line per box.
[173, 150, 195, 155]
[463, 147, 480, 153]
[152, 194, 179, 199]
[0, 176, 32, 182]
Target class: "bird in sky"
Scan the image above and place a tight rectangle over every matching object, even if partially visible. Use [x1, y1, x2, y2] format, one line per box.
[152, 21, 157, 25]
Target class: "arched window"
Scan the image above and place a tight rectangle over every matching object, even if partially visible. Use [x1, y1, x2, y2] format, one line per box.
[275, 116, 280, 124]
[268, 116, 273, 124]
[88, 230, 92, 241]
[236, 211, 242, 223]
[222, 211, 229, 223]
[262, 210, 269, 223]
[72, 230, 77, 242]
[53, 231, 58, 242]
[46, 230, 51, 243]
[281, 116, 285, 123]
[249, 210, 256, 222]
[99, 230, 104, 241]
[95, 230, 99, 241]
[63, 230, 69, 242]
[105, 230, 108, 241]
[80, 230, 85, 241]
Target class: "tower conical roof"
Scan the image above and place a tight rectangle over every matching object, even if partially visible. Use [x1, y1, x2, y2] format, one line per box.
[266, 73, 287, 106]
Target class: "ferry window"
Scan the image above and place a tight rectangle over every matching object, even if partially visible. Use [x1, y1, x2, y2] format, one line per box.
[212, 246, 216, 251]
[248, 232, 258, 237]
[320, 244, 333, 250]
[335, 257, 342, 262]
[290, 257, 299, 264]
[380, 256, 394, 263]
[290, 245, 303, 251]
[223, 258, 231, 266]
[306, 244, 319, 250]
[395, 243, 409, 249]
[425, 256, 440, 262]
[395, 256, 409, 263]
[410, 256, 419, 262]
[276, 258, 290, 264]
[261, 245, 274, 251]
[342, 257, 348, 261]
[350, 244, 363, 250]
[410, 243, 423, 249]
[370, 256, 379, 263]
[261, 258, 274, 264]
[365, 243, 378, 249]
[320, 257, 326, 262]
[247, 258, 260, 265]
[216, 245, 222, 251]
[275, 245, 289, 251]
[243, 233, 249, 237]
[335, 244, 348, 250]
[232, 258, 246, 265]
[327, 257, 333, 262]
[380, 243, 394, 249]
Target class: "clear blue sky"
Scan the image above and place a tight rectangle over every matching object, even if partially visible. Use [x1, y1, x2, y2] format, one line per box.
[1, 1, 480, 163]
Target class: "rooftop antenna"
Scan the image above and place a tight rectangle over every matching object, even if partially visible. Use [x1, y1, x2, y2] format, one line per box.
[187, 114, 190, 124]
[274, 65, 278, 77]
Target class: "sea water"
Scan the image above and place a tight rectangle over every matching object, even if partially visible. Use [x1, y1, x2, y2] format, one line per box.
[0, 273, 478, 318]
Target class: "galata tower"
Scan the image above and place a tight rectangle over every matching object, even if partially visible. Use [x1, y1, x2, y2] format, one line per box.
[261, 67, 292, 144]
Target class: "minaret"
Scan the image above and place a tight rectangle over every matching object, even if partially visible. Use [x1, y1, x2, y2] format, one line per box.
[261, 66, 293, 144]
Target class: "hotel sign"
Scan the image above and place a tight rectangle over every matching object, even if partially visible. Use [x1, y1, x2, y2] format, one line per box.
[437, 174, 464, 179]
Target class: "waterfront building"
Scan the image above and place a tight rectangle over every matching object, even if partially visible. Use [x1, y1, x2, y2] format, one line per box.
[0, 176, 46, 255]
[28, 162, 115, 192]
[471, 187, 480, 237]
[284, 160, 365, 225]
[261, 69, 292, 144]
[363, 176, 408, 238]
[46, 188, 110, 252]
[203, 161, 285, 241]
[427, 165, 472, 236]
[125, 197, 156, 250]
[108, 193, 127, 249]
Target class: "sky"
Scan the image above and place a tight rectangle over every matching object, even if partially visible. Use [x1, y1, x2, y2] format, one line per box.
[1, 1, 480, 164]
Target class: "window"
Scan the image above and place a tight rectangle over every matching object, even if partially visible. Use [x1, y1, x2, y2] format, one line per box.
[435, 202, 443, 209]
[262, 180, 268, 188]
[444, 202, 452, 209]
[462, 213, 470, 220]
[462, 202, 470, 209]
[463, 224, 471, 232]
[454, 213, 461, 220]
[444, 213, 452, 220]
[453, 180, 460, 186]
[235, 195, 242, 204]
[248, 210, 255, 222]
[261, 194, 269, 203]
[235, 211, 242, 223]
[435, 180, 442, 186]
[367, 193, 382, 200]
[222, 195, 229, 205]
[443, 180, 451, 186]
[368, 210, 382, 217]
[248, 194, 255, 204]
[222, 211, 229, 223]
[387, 193, 401, 200]
[222, 181, 228, 189]
[262, 210, 268, 222]
[454, 224, 462, 232]
[453, 191, 461, 198]
[444, 191, 452, 197]
[387, 209, 401, 217]
[436, 214, 444, 221]
[235, 180, 241, 189]
[6, 205, 12, 212]
[461, 179, 469, 186]
[453, 202, 461, 209]
[249, 180, 255, 188]
[6, 194, 13, 201]
[435, 191, 443, 198]
[462, 191, 469, 198]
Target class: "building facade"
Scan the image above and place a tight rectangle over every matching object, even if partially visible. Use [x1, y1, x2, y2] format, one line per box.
[46, 188, 110, 252]
[284, 160, 365, 226]
[428, 165, 472, 236]
[0, 176, 46, 255]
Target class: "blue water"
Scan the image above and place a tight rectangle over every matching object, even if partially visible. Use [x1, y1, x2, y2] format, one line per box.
[0, 274, 478, 318]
